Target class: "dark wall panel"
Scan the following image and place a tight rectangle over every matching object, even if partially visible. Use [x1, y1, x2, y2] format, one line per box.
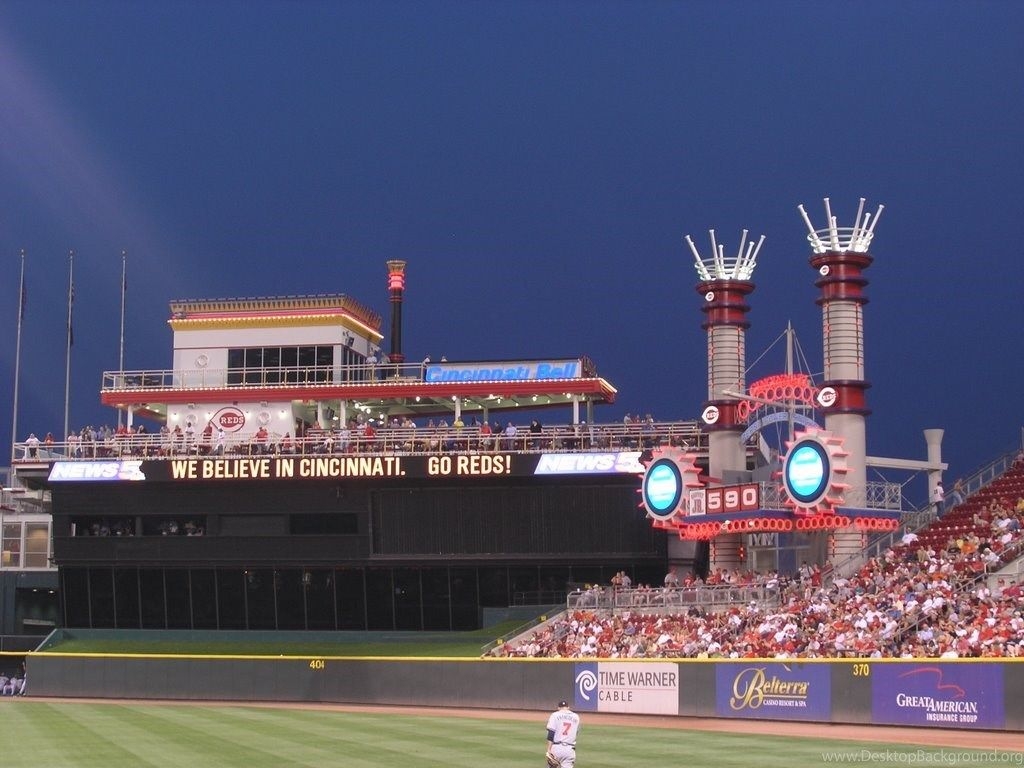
[25, 657, 1024, 733]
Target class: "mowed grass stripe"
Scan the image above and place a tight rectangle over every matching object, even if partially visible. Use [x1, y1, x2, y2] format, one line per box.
[206, 707, 542, 767]
[2, 702, 1019, 768]
[67, 704, 243, 768]
[155, 705, 385, 765]
[166, 705, 463, 767]
[3, 703, 535, 768]
[176, 704, 511, 766]
[94, 703, 327, 768]
[3, 702, 163, 768]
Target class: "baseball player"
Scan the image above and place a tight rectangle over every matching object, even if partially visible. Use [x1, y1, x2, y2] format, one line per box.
[545, 700, 580, 768]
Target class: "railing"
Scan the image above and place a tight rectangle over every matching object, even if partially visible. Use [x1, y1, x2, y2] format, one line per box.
[0, 486, 19, 508]
[12, 420, 708, 462]
[101, 361, 597, 393]
[566, 583, 781, 613]
[758, 479, 901, 512]
[105, 365, 392, 391]
[948, 451, 1018, 509]
[480, 611, 563, 656]
[511, 590, 568, 607]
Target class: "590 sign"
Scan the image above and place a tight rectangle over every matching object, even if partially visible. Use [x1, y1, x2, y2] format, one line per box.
[705, 483, 759, 515]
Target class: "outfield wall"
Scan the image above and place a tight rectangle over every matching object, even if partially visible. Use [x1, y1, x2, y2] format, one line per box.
[26, 655, 1024, 732]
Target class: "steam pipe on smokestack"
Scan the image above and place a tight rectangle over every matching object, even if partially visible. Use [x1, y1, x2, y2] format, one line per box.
[386, 260, 407, 363]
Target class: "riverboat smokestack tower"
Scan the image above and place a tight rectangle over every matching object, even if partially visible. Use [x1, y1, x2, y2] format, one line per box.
[798, 198, 882, 559]
[687, 229, 765, 570]
[387, 260, 407, 364]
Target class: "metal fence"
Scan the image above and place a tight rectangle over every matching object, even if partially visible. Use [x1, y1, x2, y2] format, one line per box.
[13, 419, 709, 463]
[565, 583, 781, 613]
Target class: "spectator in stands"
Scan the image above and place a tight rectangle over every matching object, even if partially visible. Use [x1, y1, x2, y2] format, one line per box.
[931, 480, 945, 517]
[451, 416, 465, 450]
[798, 561, 812, 584]
[200, 422, 213, 454]
[527, 419, 541, 449]
[254, 426, 270, 454]
[360, 421, 376, 450]
[24, 432, 39, 459]
[664, 566, 680, 589]
[951, 478, 965, 507]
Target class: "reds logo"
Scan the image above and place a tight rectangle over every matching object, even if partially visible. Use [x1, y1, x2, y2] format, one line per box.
[816, 386, 838, 408]
[212, 407, 246, 432]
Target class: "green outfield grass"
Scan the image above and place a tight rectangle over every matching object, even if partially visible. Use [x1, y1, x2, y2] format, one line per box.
[0, 701, 1020, 768]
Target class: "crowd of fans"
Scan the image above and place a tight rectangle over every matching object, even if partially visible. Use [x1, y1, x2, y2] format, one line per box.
[20, 415, 697, 460]
[496, 467, 1024, 660]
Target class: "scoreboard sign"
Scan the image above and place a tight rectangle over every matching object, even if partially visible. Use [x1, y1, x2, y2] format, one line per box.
[705, 483, 760, 515]
[46, 451, 645, 484]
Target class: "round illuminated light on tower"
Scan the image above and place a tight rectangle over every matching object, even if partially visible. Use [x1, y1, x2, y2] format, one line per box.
[781, 427, 849, 516]
[639, 447, 703, 523]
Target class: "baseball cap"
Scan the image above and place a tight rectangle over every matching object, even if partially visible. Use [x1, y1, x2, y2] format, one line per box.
[558, 700, 568, 708]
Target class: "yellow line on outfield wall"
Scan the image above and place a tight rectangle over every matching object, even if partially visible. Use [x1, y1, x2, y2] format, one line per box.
[11, 652, 1024, 663]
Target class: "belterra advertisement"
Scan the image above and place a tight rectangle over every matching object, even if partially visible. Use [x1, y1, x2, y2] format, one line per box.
[715, 663, 832, 720]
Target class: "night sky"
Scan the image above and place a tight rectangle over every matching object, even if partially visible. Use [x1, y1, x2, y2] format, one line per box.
[1, 1, 1021, 505]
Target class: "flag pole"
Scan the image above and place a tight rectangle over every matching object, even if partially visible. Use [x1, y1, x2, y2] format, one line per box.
[64, 250, 74, 442]
[118, 250, 127, 428]
[10, 250, 26, 462]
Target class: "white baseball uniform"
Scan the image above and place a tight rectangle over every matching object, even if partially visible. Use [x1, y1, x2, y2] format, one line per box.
[546, 705, 580, 768]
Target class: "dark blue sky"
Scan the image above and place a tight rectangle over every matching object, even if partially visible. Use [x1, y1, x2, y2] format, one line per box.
[1, 1, 1021, 499]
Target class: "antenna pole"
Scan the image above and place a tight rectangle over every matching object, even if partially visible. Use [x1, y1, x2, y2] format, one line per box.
[64, 250, 74, 442]
[786, 321, 795, 441]
[118, 251, 127, 428]
[10, 251, 26, 461]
